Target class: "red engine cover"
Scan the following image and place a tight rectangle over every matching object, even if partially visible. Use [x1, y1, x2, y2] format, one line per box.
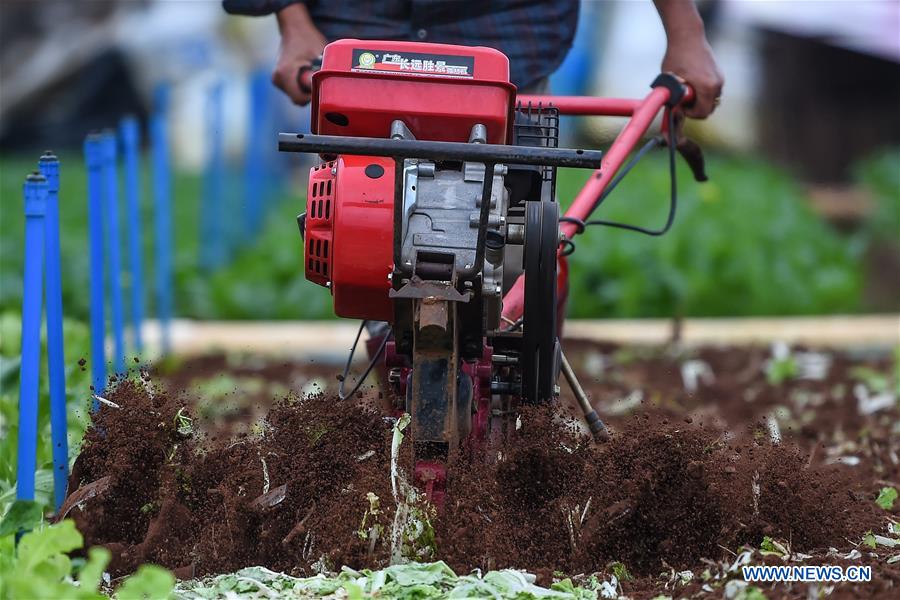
[310, 39, 516, 144]
[305, 155, 395, 321]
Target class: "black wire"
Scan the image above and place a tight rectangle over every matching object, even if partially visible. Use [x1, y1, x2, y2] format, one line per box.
[558, 217, 584, 255]
[559, 216, 585, 234]
[338, 320, 391, 400]
[556, 122, 673, 257]
[588, 135, 663, 215]
[582, 108, 678, 236]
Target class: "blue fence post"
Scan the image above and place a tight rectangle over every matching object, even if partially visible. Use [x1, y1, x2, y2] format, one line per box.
[102, 131, 126, 374]
[243, 69, 267, 238]
[200, 80, 225, 270]
[38, 152, 69, 510]
[84, 134, 107, 398]
[151, 84, 173, 354]
[120, 117, 144, 356]
[16, 173, 48, 502]
[263, 80, 285, 210]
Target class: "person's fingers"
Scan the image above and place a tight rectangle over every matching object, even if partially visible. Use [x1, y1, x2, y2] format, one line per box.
[685, 96, 712, 119]
[684, 81, 721, 119]
[684, 73, 724, 119]
[272, 62, 311, 106]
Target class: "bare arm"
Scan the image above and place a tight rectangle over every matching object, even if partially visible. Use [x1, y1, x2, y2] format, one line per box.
[652, 0, 724, 118]
[272, 2, 327, 105]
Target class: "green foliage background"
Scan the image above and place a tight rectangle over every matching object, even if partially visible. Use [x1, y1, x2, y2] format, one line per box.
[557, 154, 868, 317]
[2, 149, 893, 321]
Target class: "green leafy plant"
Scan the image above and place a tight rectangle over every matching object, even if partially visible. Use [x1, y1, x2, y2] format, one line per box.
[174, 562, 599, 599]
[115, 564, 176, 600]
[0, 151, 868, 321]
[854, 148, 900, 246]
[0, 513, 175, 600]
[559, 154, 864, 318]
[0, 499, 43, 537]
[0, 311, 94, 507]
[0, 519, 109, 599]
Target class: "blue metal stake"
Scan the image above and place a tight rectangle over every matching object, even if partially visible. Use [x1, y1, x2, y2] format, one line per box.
[38, 152, 69, 510]
[151, 84, 173, 354]
[102, 131, 126, 374]
[16, 173, 48, 502]
[120, 117, 145, 355]
[243, 70, 267, 238]
[200, 80, 225, 270]
[85, 134, 107, 398]
[263, 80, 281, 210]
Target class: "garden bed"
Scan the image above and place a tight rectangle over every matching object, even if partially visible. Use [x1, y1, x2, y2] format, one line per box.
[62, 339, 899, 598]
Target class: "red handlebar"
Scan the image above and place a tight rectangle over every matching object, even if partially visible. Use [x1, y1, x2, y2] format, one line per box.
[517, 83, 694, 117]
[500, 80, 696, 323]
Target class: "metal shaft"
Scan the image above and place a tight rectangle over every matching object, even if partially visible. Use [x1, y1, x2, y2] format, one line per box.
[560, 350, 609, 441]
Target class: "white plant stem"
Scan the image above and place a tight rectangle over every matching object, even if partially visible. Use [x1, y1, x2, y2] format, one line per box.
[92, 394, 120, 409]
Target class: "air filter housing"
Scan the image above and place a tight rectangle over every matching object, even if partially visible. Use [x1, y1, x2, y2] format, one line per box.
[304, 155, 396, 321]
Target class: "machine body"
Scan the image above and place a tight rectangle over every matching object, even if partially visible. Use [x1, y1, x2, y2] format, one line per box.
[283, 39, 698, 504]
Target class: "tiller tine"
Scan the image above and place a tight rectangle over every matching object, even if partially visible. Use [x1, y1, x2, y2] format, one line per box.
[409, 293, 459, 508]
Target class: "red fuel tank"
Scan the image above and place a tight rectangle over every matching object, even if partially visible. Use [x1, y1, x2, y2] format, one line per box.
[309, 39, 516, 144]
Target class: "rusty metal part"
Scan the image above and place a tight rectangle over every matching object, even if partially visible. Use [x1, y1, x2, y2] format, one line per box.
[410, 294, 459, 460]
[560, 350, 609, 441]
[390, 277, 471, 302]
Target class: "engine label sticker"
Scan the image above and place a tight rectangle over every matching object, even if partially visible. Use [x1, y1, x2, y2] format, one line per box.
[352, 49, 474, 78]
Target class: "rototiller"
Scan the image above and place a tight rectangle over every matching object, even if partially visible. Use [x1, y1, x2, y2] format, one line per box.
[279, 40, 706, 504]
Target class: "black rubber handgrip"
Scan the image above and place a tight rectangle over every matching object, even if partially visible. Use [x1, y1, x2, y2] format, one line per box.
[296, 55, 323, 95]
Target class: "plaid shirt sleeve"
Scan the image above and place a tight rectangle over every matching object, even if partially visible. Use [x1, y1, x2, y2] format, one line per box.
[221, 0, 578, 89]
[222, 0, 304, 16]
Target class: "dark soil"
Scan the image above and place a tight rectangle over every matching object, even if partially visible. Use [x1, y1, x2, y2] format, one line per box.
[63, 341, 899, 598]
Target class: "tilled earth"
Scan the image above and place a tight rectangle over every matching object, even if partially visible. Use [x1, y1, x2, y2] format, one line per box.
[63, 340, 899, 598]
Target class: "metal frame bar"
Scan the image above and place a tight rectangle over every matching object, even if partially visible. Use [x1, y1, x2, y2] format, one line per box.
[501, 83, 692, 323]
[278, 133, 602, 169]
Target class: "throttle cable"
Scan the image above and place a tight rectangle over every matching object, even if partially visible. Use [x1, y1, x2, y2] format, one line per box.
[559, 108, 680, 255]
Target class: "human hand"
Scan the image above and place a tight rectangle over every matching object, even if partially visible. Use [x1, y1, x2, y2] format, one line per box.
[273, 3, 327, 105]
[661, 33, 724, 119]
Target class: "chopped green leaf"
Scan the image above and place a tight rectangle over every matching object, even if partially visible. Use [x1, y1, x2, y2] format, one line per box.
[767, 356, 798, 386]
[742, 586, 768, 600]
[876, 487, 898, 510]
[759, 536, 789, 557]
[863, 531, 877, 549]
[607, 561, 632, 582]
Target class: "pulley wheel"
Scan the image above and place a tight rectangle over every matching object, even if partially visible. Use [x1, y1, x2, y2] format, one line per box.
[522, 201, 559, 403]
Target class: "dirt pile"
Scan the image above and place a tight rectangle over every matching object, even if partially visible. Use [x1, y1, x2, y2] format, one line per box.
[63, 378, 882, 582]
[437, 410, 879, 577]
